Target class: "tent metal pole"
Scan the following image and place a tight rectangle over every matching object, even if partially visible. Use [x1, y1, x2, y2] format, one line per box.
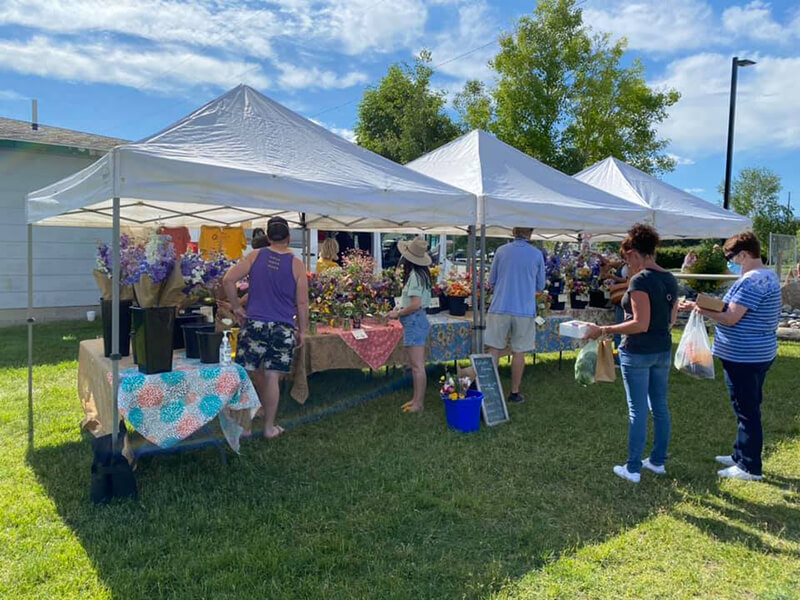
[479, 223, 487, 353]
[468, 225, 477, 353]
[111, 197, 121, 451]
[27, 224, 34, 449]
[300, 213, 309, 270]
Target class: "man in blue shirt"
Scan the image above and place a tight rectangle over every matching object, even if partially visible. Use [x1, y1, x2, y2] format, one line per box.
[485, 228, 546, 404]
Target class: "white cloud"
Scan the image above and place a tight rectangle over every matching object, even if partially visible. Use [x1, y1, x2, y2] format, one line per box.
[583, 0, 718, 54]
[0, 89, 26, 101]
[652, 52, 800, 155]
[309, 118, 357, 142]
[0, 0, 280, 58]
[276, 64, 368, 90]
[429, 0, 499, 82]
[722, 1, 788, 42]
[684, 187, 706, 194]
[0, 36, 270, 92]
[315, 0, 428, 55]
[667, 153, 696, 165]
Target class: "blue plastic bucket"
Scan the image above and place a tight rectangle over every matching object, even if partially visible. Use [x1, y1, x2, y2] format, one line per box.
[442, 390, 483, 433]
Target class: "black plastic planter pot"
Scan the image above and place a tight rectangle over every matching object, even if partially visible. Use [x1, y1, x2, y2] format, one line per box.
[448, 296, 467, 316]
[197, 331, 224, 364]
[173, 314, 204, 350]
[589, 291, 609, 309]
[570, 293, 588, 310]
[439, 294, 449, 312]
[183, 323, 215, 359]
[131, 306, 176, 375]
[100, 298, 133, 358]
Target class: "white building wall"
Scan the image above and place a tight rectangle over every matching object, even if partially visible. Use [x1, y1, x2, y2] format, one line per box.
[0, 146, 110, 318]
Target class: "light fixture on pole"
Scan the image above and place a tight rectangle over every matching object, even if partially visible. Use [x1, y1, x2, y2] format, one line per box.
[723, 57, 756, 210]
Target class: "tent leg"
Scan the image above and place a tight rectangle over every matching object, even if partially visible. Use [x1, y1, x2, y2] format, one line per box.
[27, 224, 34, 450]
[468, 225, 477, 353]
[111, 197, 121, 452]
[479, 224, 487, 353]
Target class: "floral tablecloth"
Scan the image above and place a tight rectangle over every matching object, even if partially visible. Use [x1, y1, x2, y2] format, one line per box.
[428, 314, 473, 362]
[111, 354, 260, 451]
[334, 322, 405, 370]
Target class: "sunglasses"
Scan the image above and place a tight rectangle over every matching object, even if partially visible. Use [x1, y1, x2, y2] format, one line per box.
[724, 251, 739, 262]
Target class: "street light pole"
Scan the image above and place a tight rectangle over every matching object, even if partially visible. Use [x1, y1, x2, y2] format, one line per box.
[723, 56, 755, 210]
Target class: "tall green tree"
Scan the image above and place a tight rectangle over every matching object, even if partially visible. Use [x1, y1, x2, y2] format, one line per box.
[453, 80, 494, 132]
[720, 167, 795, 244]
[464, 0, 679, 175]
[354, 50, 461, 164]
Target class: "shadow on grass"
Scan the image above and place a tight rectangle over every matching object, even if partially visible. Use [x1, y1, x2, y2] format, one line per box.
[25, 346, 800, 599]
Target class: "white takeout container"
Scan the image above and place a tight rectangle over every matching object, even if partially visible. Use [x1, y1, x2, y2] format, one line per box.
[559, 320, 592, 339]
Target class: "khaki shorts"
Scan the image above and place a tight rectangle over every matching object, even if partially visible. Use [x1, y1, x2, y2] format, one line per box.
[484, 313, 537, 353]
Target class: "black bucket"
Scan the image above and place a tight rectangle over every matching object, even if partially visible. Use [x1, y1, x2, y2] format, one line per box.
[183, 323, 215, 359]
[131, 306, 175, 374]
[197, 331, 223, 364]
[448, 296, 467, 317]
[100, 298, 133, 358]
[173, 314, 204, 350]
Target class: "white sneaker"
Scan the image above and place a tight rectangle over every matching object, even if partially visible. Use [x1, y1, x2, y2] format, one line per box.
[718, 465, 763, 481]
[715, 455, 736, 467]
[613, 465, 641, 483]
[642, 458, 666, 475]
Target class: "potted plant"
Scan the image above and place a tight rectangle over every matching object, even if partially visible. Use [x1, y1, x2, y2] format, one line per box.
[439, 371, 483, 433]
[445, 273, 470, 316]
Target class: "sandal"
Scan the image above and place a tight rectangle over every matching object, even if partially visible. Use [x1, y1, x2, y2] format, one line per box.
[402, 404, 424, 414]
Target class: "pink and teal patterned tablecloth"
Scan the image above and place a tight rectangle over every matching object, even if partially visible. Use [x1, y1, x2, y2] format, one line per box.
[114, 356, 260, 451]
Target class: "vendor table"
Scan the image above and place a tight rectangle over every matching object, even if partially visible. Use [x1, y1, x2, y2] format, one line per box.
[78, 339, 260, 452]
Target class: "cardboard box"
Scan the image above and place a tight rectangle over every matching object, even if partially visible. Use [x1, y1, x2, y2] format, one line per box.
[559, 320, 592, 339]
[696, 293, 725, 312]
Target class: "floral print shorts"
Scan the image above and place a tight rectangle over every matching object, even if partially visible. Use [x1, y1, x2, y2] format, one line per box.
[235, 319, 296, 373]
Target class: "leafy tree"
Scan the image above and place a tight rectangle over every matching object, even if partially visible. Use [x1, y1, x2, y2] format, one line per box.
[687, 240, 728, 293]
[720, 167, 795, 245]
[460, 0, 679, 175]
[453, 80, 493, 132]
[354, 50, 461, 164]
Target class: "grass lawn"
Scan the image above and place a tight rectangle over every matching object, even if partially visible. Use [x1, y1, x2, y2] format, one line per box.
[1, 320, 800, 599]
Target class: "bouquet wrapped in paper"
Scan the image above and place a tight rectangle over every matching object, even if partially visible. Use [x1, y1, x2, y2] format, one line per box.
[94, 233, 141, 301]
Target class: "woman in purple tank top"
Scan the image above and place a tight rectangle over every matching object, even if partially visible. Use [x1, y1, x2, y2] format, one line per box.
[223, 217, 309, 440]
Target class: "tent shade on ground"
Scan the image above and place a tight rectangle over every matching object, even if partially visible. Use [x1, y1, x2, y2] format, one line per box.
[26, 84, 475, 232]
[405, 130, 651, 239]
[574, 157, 752, 239]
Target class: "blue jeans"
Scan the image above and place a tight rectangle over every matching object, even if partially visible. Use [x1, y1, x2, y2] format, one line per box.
[619, 348, 672, 473]
[721, 359, 773, 476]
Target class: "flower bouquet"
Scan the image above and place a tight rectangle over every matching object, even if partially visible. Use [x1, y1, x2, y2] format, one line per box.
[440, 370, 482, 433]
[445, 271, 470, 316]
[440, 371, 473, 401]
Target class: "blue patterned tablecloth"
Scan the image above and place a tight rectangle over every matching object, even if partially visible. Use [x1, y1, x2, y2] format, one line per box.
[425, 309, 617, 359]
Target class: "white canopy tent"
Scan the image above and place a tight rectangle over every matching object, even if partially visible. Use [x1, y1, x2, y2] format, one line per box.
[574, 157, 752, 239]
[24, 84, 477, 453]
[406, 130, 652, 239]
[406, 130, 652, 347]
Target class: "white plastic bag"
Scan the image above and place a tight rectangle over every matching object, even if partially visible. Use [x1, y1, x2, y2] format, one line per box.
[674, 311, 715, 379]
[575, 339, 598, 386]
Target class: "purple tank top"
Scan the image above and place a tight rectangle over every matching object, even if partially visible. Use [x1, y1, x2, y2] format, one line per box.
[247, 249, 297, 326]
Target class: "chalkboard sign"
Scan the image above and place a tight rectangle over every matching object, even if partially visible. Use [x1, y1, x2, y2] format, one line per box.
[470, 354, 509, 426]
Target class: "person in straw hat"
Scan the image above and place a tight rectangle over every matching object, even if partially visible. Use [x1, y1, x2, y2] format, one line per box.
[389, 236, 433, 414]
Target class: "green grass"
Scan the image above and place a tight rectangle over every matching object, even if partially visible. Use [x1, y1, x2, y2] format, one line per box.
[1, 321, 800, 599]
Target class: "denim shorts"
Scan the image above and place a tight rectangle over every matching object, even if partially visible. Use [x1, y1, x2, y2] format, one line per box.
[399, 309, 430, 347]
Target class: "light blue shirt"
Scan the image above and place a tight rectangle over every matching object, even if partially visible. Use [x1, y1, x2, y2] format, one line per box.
[488, 239, 546, 318]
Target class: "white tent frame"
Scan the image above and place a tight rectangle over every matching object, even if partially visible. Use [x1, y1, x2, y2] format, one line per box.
[24, 147, 481, 451]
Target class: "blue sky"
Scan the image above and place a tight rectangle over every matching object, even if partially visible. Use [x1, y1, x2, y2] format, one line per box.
[0, 0, 798, 213]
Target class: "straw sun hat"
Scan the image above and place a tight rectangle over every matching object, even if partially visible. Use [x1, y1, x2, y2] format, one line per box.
[397, 236, 432, 267]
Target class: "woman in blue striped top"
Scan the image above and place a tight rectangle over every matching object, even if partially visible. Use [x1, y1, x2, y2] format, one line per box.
[681, 232, 781, 481]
